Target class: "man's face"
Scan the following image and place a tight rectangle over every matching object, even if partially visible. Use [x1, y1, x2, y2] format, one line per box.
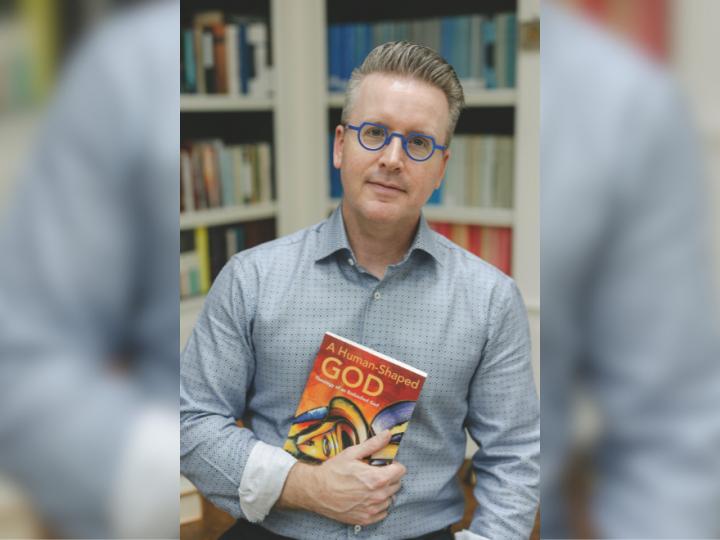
[334, 73, 450, 228]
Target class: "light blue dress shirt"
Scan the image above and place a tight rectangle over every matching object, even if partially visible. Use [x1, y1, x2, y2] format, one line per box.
[180, 206, 539, 539]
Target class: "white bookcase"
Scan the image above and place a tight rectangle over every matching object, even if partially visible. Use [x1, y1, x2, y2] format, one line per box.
[180, 1, 541, 401]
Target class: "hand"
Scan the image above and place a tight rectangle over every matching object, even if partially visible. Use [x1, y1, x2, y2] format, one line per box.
[277, 430, 406, 526]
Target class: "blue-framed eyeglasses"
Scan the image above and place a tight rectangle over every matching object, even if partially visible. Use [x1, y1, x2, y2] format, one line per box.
[346, 121, 446, 162]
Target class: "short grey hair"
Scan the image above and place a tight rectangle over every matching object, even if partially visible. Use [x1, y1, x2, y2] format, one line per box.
[341, 41, 465, 146]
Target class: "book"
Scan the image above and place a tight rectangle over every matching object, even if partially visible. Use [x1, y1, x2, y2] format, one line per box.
[226, 23, 240, 95]
[284, 332, 427, 466]
[211, 22, 228, 93]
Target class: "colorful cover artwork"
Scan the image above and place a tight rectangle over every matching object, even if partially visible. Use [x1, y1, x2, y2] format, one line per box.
[283, 332, 427, 466]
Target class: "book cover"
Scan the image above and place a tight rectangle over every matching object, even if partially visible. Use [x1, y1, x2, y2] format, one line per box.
[284, 332, 427, 466]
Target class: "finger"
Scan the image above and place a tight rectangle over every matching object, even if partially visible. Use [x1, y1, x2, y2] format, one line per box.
[366, 497, 393, 516]
[342, 429, 392, 460]
[382, 480, 402, 498]
[383, 462, 407, 483]
[365, 510, 389, 524]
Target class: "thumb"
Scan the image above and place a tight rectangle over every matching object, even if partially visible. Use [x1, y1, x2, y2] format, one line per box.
[342, 429, 392, 460]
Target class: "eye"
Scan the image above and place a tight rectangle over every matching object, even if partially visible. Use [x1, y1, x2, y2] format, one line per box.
[366, 127, 385, 138]
[410, 136, 430, 148]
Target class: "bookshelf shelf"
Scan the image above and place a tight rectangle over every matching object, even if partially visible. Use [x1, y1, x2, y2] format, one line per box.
[180, 95, 274, 112]
[464, 89, 517, 107]
[180, 202, 277, 230]
[327, 89, 516, 109]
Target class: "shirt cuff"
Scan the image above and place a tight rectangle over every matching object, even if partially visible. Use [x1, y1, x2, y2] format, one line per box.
[238, 440, 297, 523]
[454, 529, 491, 540]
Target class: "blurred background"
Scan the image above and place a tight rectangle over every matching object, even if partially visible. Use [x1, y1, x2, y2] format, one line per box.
[0, 0, 178, 538]
[542, 0, 720, 538]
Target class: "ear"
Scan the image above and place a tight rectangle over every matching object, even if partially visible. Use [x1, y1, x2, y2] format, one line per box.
[332, 125, 345, 169]
[434, 147, 451, 190]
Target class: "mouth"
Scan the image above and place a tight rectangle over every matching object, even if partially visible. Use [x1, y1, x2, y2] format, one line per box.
[366, 180, 406, 194]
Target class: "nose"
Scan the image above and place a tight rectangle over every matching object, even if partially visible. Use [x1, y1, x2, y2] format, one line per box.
[378, 133, 405, 171]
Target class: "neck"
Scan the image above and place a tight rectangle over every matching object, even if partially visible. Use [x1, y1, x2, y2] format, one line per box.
[341, 202, 419, 279]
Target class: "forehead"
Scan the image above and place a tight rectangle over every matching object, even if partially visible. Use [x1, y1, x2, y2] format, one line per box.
[351, 73, 449, 137]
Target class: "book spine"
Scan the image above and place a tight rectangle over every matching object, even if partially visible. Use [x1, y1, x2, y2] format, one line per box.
[262, 143, 273, 202]
[195, 227, 211, 293]
[194, 27, 206, 94]
[202, 28, 216, 93]
[495, 14, 508, 88]
[239, 23, 249, 95]
[218, 145, 235, 207]
[481, 18, 497, 89]
[451, 223, 470, 250]
[182, 29, 197, 93]
[190, 144, 207, 209]
[506, 14, 517, 88]
[212, 22, 228, 93]
[466, 15, 484, 92]
[225, 24, 239, 95]
[180, 147, 195, 212]
[247, 22, 269, 98]
[455, 17, 471, 81]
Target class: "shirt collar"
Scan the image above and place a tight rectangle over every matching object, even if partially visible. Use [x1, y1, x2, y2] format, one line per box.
[315, 204, 444, 266]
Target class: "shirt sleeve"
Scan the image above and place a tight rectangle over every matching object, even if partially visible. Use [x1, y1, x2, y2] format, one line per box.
[181, 255, 280, 519]
[454, 529, 491, 540]
[466, 279, 540, 539]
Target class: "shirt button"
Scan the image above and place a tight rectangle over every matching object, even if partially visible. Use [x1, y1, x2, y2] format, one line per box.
[354, 525, 362, 533]
[348, 258, 355, 266]
[373, 291, 381, 300]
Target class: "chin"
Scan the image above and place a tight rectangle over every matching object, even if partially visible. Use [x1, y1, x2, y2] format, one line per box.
[357, 199, 413, 224]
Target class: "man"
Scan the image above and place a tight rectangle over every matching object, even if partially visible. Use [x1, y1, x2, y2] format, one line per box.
[181, 42, 539, 540]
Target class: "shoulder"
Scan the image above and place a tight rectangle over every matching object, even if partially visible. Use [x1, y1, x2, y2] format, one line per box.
[224, 220, 324, 280]
[430, 229, 518, 299]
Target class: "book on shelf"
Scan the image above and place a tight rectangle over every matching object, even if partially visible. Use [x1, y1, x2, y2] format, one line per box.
[430, 222, 512, 276]
[284, 332, 427, 466]
[180, 219, 275, 298]
[181, 140, 272, 213]
[181, 10, 272, 98]
[327, 13, 517, 92]
[438, 134, 514, 208]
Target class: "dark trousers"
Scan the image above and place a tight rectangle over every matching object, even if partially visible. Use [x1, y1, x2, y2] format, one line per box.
[218, 519, 454, 540]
